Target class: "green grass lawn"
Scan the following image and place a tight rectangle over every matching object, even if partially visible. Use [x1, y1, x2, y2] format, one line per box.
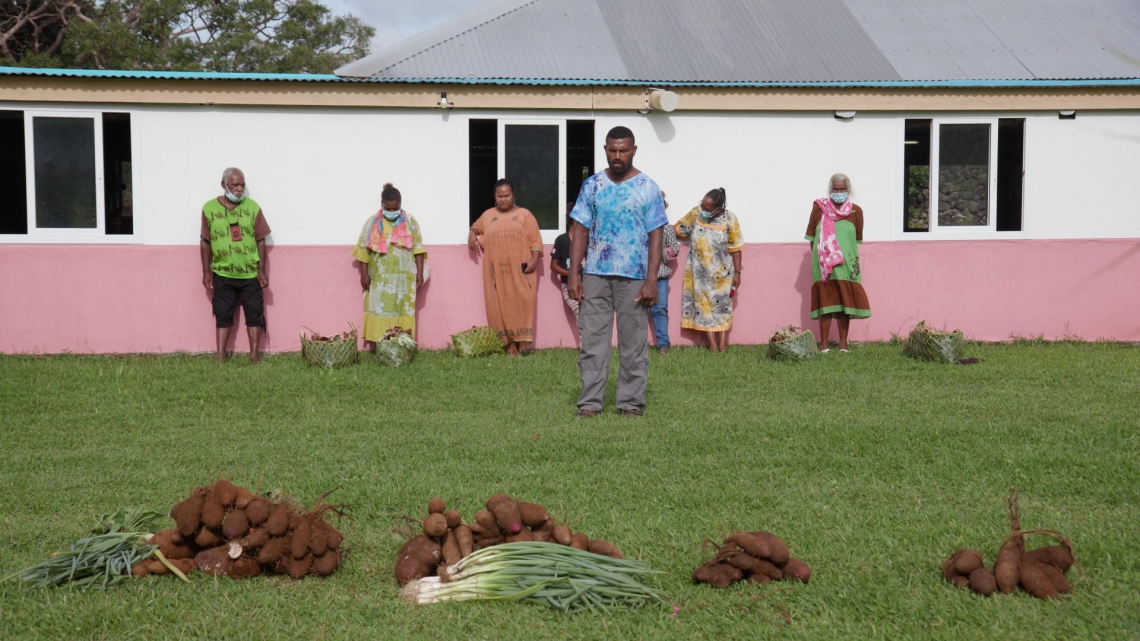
[1, 343, 1138, 640]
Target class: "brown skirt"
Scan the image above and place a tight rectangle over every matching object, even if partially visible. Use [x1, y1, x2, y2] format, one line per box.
[811, 280, 871, 319]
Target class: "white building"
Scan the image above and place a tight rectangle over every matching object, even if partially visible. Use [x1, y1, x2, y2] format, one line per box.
[2, 0, 1139, 352]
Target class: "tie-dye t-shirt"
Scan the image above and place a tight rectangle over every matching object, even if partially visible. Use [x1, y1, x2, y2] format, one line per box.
[570, 171, 668, 280]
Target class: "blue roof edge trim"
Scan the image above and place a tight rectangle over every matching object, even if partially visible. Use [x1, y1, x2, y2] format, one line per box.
[373, 77, 1140, 88]
[2, 67, 1139, 88]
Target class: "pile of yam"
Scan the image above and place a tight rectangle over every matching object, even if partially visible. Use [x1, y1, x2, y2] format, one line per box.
[134, 478, 345, 581]
[942, 488, 1077, 599]
[692, 530, 811, 587]
[394, 494, 624, 586]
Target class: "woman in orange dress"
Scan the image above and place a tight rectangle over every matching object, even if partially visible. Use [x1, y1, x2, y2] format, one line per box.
[468, 179, 544, 356]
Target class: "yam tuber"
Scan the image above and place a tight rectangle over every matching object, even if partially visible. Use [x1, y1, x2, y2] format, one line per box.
[1026, 546, 1074, 573]
[994, 547, 1020, 594]
[423, 514, 448, 539]
[968, 568, 996, 596]
[517, 502, 549, 528]
[781, 558, 811, 584]
[587, 539, 624, 559]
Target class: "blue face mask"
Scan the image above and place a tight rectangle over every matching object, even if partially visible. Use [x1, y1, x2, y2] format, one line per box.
[830, 192, 848, 204]
[698, 209, 713, 220]
[225, 190, 244, 203]
[382, 209, 401, 221]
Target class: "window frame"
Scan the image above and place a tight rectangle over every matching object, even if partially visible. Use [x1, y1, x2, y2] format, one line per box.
[929, 117, 999, 234]
[2, 106, 141, 244]
[898, 115, 1028, 240]
[496, 118, 567, 243]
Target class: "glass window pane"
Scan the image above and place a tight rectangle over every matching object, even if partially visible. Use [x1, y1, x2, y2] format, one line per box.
[904, 119, 931, 232]
[33, 117, 97, 229]
[938, 123, 990, 227]
[504, 124, 559, 230]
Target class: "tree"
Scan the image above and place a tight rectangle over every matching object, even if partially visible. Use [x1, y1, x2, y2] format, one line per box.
[0, 1, 93, 66]
[1, 0, 373, 73]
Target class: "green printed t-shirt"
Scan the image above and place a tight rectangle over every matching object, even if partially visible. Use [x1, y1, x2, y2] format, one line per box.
[200, 197, 271, 279]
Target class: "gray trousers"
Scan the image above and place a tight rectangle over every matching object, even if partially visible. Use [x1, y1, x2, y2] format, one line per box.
[577, 275, 649, 412]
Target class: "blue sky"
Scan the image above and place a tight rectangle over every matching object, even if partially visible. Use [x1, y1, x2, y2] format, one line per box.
[321, 0, 499, 51]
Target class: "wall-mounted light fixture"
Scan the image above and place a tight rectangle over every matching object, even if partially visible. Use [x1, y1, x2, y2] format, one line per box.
[438, 91, 452, 109]
[643, 88, 679, 112]
[1059, 110, 1076, 120]
[834, 110, 856, 121]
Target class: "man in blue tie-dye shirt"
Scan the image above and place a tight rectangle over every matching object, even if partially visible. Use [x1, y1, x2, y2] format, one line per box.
[568, 126, 668, 417]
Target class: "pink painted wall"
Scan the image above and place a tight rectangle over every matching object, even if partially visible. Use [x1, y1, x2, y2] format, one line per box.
[2, 239, 1138, 354]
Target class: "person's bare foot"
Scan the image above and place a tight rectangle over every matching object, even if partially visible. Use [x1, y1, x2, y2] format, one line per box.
[250, 353, 260, 364]
[658, 347, 668, 354]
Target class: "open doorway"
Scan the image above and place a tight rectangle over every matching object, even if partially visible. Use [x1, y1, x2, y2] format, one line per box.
[566, 120, 595, 209]
[996, 118, 1024, 232]
[0, 111, 26, 234]
[468, 118, 497, 227]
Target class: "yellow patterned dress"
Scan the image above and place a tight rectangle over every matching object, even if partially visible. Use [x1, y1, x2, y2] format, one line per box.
[350, 214, 427, 340]
[674, 207, 744, 332]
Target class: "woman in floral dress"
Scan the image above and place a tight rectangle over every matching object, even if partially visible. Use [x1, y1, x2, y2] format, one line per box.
[674, 188, 744, 352]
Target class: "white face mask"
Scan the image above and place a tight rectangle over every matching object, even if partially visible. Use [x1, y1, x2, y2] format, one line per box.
[225, 189, 244, 203]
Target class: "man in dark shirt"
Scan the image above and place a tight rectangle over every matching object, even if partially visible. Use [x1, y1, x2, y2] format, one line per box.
[550, 208, 579, 318]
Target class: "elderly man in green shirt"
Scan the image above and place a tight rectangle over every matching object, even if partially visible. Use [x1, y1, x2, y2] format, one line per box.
[200, 167, 271, 363]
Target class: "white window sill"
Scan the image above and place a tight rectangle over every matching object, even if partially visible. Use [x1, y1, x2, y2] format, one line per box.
[0, 233, 143, 245]
[894, 230, 1030, 241]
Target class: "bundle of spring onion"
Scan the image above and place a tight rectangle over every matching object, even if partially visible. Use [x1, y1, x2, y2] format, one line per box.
[400, 542, 667, 613]
[3, 507, 189, 590]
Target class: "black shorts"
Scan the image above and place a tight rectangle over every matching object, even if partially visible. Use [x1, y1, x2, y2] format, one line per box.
[212, 274, 265, 329]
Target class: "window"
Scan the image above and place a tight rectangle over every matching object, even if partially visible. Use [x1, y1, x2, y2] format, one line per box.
[33, 115, 99, 230]
[903, 117, 1023, 234]
[0, 110, 134, 240]
[467, 117, 594, 240]
[499, 120, 565, 234]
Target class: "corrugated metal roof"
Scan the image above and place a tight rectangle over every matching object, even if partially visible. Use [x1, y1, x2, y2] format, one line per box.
[0, 67, 346, 82]
[594, 0, 899, 82]
[337, 0, 630, 80]
[847, 0, 1140, 81]
[335, 0, 1140, 82]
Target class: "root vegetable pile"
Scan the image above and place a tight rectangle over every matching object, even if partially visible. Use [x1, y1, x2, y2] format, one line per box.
[941, 488, 1077, 599]
[139, 479, 346, 582]
[394, 495, 625, 587]
[692, 531, 810, 587]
